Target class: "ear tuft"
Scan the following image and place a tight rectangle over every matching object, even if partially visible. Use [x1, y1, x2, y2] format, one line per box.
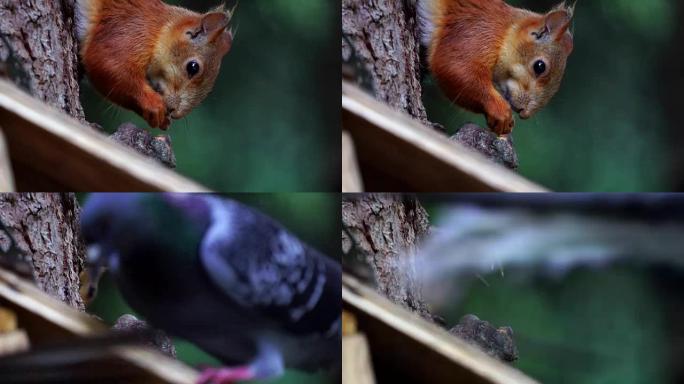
[209, 2, 237, 20]
[210, 3, 226, 13]
[226, 2, 238, 20]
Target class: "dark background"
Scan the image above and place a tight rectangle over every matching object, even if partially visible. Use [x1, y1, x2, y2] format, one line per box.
[80, 0, 340, 192]
[86, 193, 340, 384]
[422, 0, 684, 192]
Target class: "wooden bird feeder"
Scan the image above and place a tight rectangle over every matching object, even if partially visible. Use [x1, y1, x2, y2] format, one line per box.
[0, 79, 210, 192]
[341, 81, 547, 193]
[342, 273, 540, 384]
[0, 267, 198, 384]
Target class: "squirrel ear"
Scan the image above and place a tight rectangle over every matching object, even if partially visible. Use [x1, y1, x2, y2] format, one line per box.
[213, 28, 233, 56]
[544, 7, 574, 54]
[201, 12, 230, 36]
[200, 12, 233, 55]
[544, 10, 572, 38]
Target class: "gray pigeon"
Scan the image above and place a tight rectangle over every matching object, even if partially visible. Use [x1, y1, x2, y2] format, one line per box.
[80, 193, 341, 383]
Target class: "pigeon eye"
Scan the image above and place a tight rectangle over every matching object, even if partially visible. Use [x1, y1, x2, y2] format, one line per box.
[186, 61, 201, 78]
[533, 60, 547, 76]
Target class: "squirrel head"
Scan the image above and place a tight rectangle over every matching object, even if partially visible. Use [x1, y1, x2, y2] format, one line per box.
[147, 5, 235, 120]
[493, 2, 574, 120]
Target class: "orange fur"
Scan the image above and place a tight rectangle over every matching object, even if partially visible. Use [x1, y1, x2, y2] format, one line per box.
[78, 0, 234, 129]
[422, 0, 574, 135]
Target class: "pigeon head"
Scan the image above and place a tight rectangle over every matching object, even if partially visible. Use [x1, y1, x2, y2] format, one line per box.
[82, 194, 146, 253]
[81, 193, 212, 280]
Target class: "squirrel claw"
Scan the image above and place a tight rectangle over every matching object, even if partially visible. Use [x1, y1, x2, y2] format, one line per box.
[486, 101, 515, 136]
[487, 115, 514, 136]
[140, 97, 168, 129]
[159, 117, 171, 130]
[485, 96, 515, 135]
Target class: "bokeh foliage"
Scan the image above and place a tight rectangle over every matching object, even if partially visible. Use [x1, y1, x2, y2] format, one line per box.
[87, 193, 339, 384]
[449, 268, 669, 384]
[424, 199, 678, 383]
[80, 0, 340, 192]
[423, 0, 682, 191]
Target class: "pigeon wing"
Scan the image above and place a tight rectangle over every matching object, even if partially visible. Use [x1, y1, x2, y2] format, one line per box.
[198, 197, 341, 338]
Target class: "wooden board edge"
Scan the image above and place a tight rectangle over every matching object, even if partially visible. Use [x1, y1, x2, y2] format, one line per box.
[342, 274, 540, 384]
[0, 79, 210, 192]
[115, 347, 198, 384]
[0, 268, 198, 384]
[342, 131, 364, 192]
[0, 129, 15, 192]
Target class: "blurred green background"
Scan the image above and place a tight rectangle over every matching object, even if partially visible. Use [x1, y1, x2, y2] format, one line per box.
[421, 199, 682, 384]
[84, 193, 340, 384]
[452, 267, 672, 384]
[80, 0, 340, 192]
[422, 0, 683, 192]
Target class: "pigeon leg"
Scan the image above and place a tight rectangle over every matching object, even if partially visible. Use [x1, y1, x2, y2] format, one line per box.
[197, 342, 284, 384]
[197, 367, 254, 384]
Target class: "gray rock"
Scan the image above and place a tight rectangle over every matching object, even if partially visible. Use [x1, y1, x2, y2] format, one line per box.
[112, 314, 176, 358]
[451, 123, 519, 170]
[110, 123, 176, 168]
[449, 314, 518, 362]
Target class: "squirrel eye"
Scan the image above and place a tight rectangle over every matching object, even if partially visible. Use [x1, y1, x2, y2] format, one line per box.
[186, 61, 201, 78]
[533, 60, 547, 76]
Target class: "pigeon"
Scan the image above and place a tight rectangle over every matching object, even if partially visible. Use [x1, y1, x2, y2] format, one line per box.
[80, 193, 341, 383]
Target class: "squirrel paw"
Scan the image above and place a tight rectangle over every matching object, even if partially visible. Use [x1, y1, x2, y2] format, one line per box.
[140, 96, 170, 130]
[486, 108, 514, 136]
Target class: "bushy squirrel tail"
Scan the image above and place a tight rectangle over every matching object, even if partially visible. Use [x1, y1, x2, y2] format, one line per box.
[74, 0, 96, 43]
[416, 0, 437, 48]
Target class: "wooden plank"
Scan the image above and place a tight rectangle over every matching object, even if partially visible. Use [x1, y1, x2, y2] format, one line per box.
[342, 274, 539, 384]
[342, 131, 364, 192]
[0, 79, 209, 192]
[342, 81, 547, 192]
[0, 329, 29, 357]
[0, 267, 198, 384]
[0, 129, 15, 192]
[343, 334, 376, 384]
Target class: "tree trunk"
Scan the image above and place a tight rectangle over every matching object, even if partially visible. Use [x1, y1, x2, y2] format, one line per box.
[0, 2, 85, 310]
[0, 0, 84, 120]
[342, 0, 428, 123]
[341, 0, 518, 168]
[0, 193, 84, 310]
[342, 194, 433, 320]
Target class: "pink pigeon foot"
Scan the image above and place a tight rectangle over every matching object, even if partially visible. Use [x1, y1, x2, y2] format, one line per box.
[197, 367, 255, 384]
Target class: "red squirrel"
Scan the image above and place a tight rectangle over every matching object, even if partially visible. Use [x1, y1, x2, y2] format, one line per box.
[76, 0, 234, 129]
[418, 0, 574, 135]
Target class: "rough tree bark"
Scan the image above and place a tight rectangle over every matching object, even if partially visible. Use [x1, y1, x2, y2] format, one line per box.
[0, 0, 84, 120]
[0, 194, 84, 310]
[342, 0, 428, 123]
[0, 2, 85, 309]
[342, 194, 433, 320]
[342, 0, 518, 168]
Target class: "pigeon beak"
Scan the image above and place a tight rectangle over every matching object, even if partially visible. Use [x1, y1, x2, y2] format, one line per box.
[84, 245, 107, 301]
